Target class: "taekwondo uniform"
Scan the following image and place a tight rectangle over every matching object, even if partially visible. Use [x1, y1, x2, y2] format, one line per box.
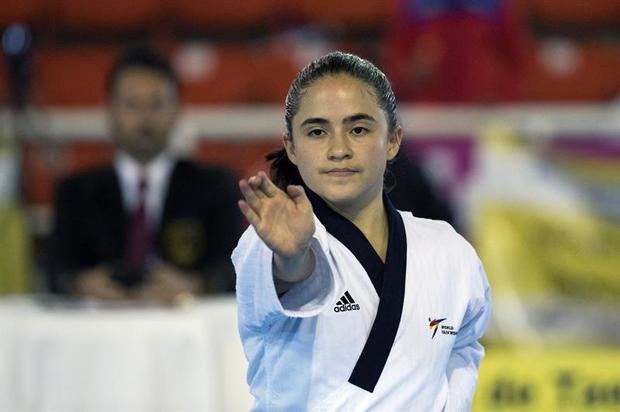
[233, 190, 491, 411]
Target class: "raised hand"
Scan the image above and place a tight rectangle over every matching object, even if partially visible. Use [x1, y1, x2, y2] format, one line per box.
[238, 171, 315, 259]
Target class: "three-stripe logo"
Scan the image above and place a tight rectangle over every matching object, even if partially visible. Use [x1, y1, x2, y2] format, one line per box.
[333, 290, 360, 313]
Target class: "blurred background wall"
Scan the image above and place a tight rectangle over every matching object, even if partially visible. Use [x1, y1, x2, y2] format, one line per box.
[0, 0, 619, 411]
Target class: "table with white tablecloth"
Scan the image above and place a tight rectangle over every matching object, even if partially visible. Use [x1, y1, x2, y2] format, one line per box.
[0, 296, 253, 412]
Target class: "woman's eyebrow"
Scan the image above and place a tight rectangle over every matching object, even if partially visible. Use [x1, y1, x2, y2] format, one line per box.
[343, 113, 376, 124]
[300, 117, 329, 127]
[300, 113, 376, 127]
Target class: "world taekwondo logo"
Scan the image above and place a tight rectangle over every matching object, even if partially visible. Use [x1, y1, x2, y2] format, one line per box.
[428, 317, 458, 338]
[429, 318, 446, 338]
[333, 291, 360, 313]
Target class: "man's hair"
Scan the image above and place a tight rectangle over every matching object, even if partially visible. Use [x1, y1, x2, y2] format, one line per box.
[106, 45, 179, 97]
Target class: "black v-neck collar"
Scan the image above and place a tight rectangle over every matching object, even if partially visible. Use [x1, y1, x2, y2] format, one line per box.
[306, 188, 388, 295]
[305, 187, 408, 392]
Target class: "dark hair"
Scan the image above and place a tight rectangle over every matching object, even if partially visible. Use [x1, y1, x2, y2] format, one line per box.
[267, 51, 399, 189]
[106, 45, 179, 98]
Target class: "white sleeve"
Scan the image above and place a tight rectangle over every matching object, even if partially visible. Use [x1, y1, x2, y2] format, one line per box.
[444, 258, 492, 412]
[232, 217, 338, 331]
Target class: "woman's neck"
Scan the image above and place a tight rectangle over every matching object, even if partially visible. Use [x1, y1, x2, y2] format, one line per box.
[326, 192, 389, 262]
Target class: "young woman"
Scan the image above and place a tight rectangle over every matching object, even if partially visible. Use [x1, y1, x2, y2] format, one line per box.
[232, 51, 491, 411]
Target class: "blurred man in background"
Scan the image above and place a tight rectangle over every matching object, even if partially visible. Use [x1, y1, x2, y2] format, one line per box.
[48, 46, 242, 304]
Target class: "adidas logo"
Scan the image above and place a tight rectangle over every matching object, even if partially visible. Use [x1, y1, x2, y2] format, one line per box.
[333, 291, 360, 313]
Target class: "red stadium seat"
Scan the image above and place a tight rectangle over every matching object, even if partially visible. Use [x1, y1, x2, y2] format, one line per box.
[175, 44, 255, 104]
[33, 47, 118, 106]
[33, 43, 295, 107]
[249, 49, 299, 103]
[293, 0, 395, 29]
[513, 0, 532, 18]
[176, 43, 307, 104]
[0, 0, 45, 28]
[520, 41, 620, 101]
[52, 0, 159, 32]
[171, 0, 275, 30]
[527, 0, 620, 26]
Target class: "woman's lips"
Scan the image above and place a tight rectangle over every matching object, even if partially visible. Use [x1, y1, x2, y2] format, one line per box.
[325, 168, 358, 177]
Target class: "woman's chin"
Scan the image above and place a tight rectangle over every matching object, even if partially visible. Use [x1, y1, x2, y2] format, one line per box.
[320, 188, 370, 213]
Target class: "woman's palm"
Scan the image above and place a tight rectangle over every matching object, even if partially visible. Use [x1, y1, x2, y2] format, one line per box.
[239, 172, 314, 258]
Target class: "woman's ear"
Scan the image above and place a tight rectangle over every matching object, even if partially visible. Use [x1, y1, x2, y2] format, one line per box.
[283, 132, 298, 165]
[387, 126, 403, 161]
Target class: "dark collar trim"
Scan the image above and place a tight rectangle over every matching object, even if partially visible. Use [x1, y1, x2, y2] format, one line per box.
[306, 188, 385, 295]
[305, 187, 408, 393]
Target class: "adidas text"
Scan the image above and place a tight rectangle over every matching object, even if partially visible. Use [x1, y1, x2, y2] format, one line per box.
[334, 303, 360, 312]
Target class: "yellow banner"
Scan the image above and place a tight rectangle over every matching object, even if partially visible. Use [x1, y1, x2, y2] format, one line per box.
[474, 204, 620, 301]
[0, 205, 31, 294]
[474, 347, 620, 412]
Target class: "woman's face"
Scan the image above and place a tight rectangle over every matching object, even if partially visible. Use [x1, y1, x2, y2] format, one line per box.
[286, 74, 401, 213]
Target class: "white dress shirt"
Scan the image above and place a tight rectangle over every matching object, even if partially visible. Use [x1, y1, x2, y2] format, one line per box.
[114, 152, 174, 231]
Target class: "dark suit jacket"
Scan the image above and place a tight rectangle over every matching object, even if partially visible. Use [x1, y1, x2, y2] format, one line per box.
[386, 153, 455, 227]
[48, 159, 242, 294]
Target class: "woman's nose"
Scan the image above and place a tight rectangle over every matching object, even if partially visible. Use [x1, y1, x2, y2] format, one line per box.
[327, 132, 353, 160]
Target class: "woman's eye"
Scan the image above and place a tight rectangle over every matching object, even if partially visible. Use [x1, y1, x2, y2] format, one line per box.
[351, 127, 369, 136]
[308, 129, 325, 137]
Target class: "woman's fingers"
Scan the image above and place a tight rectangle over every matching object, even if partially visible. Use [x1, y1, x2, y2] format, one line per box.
[239, 179, 262, 213]
[248, 175, 266, 199]
[286, 185, 308, 206]
[240, 174, 310, 231]
[257, 171, 279, 198]
[248, 171, 281, 199]
[238, 200, 260, 227]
